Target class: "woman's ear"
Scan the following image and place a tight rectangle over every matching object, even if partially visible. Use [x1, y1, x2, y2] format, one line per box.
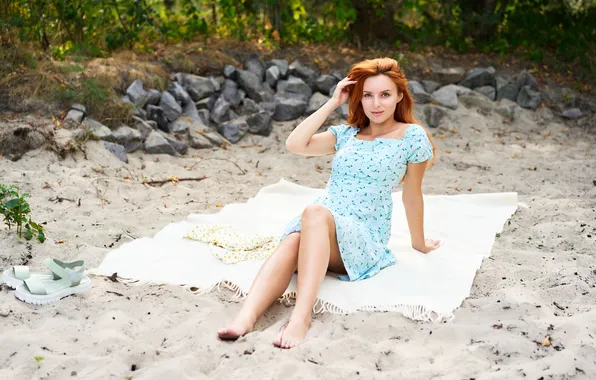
[396, 92, 404, 103]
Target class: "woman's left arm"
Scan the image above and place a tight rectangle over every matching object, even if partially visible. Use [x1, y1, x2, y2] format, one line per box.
[402, 162, 440, 254]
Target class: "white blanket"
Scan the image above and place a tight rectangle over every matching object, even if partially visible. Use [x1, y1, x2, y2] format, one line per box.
[89, 179, 519, 322]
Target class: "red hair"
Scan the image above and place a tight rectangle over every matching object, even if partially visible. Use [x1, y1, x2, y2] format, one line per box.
[345, 57, 436, 168]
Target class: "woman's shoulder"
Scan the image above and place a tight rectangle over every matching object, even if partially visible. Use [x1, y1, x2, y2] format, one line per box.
[328, 124, 357, 138]
[406, 123, 427, 137]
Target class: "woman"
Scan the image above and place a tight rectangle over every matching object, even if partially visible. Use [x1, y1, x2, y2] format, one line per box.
[217, 57, 441, 349]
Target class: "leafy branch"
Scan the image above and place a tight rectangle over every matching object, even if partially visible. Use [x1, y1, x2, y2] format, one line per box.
[0, 184, 46, 243]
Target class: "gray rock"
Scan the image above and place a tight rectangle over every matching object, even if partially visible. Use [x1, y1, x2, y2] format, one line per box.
[517, 86, 542, 109]
[328, 84, 337, 98]
[196, 98, 211, 111]
[495, 101, 517, 121]
[245, 55, 266, 81]
[266, 65, 280, 88]
[242, 98, 262, 114]
[430, 86, 459, 109]
[331, 71, 345, 81]
[273, 97, 307, 121]
[559, 108, 583, 120]
[83, 118, 113, 141]
[188, 128, 214, 149]
[305, 92, 330, 116]
[146, 105, 168, 132]
[409, 81, 430, 104]
[288, 60, 318, 90]
[270, 59, 289, 78]
[211, 96, 231, 124]
[132, 117, 155, 139]
[459, 92, 494, 111]
[260, 102, 276, 116]
[175, 73, 216, 101]
[236, 69, 265, 102]
[421, 80, 440, 94]
[71, 104, 86, 113]
[430, 67, 466, 85]
[315, 74, 339, 95]
[167, 82, 192, 106]
[222, 80, 242, 108]
[495, 76, 509, 95]
[516, 70, 538, 91]
[228, 109, 239, 121]
[162, 133, 188, 155]
[459, 67, 496, 89]
[144, 131, 177, 156]
[246, 110, 273, 136]
[104, 141, 128, 163]
[209, 76, 221, 92]
[497, 81, 520, 102]
[146, 89, 162, 106]
[217, 118, 249, 143]
[168, 116, 192, 134]
[198, 109, 210, 125]
[337, 103, 349, 119]
[277, 76, 312, 101]
[223, 65, 237, 80]
[423, 105, 447, 128]
[473, 86, 496, 101]
[126, 79, 150, 108]
[159, 91, 182, 123]
[64, 109, 84, 126]
[113, 125, 143, 152]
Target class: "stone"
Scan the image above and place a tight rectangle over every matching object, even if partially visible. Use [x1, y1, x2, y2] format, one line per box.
[112, 126, 143, 152]
[236, 69, 265, 102]
[103, 141, 128, 163]
[423, 105, 447, 128]
[162, 133, 188, 155]
[143, 131, 177, 156]
[315, 74, 339, 95]
[409, 81, 430, 104]
[305, 92, 330, 116]
[273, 97, 307, 121]
[473, 86, 496, 101]
[430, 86, 459, 109]
[222, 80, 242, 108]
[211, 96, 231, 124]
[188, 128, 214, 149]
[83, 119, 113, 141]
[126, 79, 150, 108]
[495, 101, 517, 121]
[245, 55, 266, 81]
[277, 76, 312, 101]
[270, 59, 289, 78]
[175, 73, 216, 101]
[159, 91, 182, 123]
[146, 105, 168, 132]
[167, 82, 192, 106]
[64, 109, 84, 126]
[517, 86, 542, 110]
[217, 118, 249, 143]
[266, 65, 280, 88]
[223, 65, 237, 80]
[146, 89, 161, 106]
[421, 80, 440, 94]
[559, 108, 583, 120]
[71, 103, 86, 113]
[459, 67, 496, 89]
[246, 111, 273, 136]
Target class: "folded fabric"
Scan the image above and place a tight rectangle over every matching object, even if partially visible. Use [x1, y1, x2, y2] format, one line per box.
[185, 224, 281, 264]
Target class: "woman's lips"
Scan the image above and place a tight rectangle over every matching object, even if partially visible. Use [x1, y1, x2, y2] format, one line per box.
[371, 111, 383, 116]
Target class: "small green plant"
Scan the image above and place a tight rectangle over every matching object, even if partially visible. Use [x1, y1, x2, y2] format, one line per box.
[34, 356, 44, 368]
[0, 185, 45, 243]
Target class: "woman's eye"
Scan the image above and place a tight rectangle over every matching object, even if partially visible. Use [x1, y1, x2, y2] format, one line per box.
[382, 93, 389, 97]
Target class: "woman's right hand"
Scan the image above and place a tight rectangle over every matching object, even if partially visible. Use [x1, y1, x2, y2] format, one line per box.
[330, 77, 357, 109]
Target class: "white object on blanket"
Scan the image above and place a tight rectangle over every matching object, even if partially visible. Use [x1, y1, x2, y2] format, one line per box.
[88, 178, 518, 322]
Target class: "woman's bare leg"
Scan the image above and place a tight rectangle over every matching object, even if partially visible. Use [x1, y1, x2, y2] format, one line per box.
[217, 232, 301, 340]
[274, 205, 345, 349]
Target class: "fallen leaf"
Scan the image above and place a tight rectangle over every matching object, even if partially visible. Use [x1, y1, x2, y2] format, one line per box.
[42, 183, 51, 189]
[55, 240, 65, 244]
[492, 323, 503, 329]
[215, 203, 223, 208]
[92, 167, 104, 174]
[455, 187, 462, 192]
[123, 176, 131, 180]
[541, 336, 551, 347]
[545, 130, 551, 137]
[515, 135, 521, 140]
[164, 204, 167, 208]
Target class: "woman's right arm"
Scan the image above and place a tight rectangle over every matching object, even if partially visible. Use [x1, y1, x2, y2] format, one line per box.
[285, 77, 356, 157]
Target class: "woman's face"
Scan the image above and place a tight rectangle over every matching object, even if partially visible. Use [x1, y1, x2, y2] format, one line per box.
[361, 74, 403, 124]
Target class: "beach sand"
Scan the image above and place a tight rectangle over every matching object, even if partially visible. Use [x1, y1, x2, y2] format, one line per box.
[1, 101, 595, 379]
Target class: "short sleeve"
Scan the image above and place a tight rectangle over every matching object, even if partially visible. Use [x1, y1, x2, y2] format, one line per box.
[328, 124, 353, 151]
[407, 125, 434, 164]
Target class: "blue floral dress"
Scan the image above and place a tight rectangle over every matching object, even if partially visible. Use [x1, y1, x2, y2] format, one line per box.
[279, 123, 434, 281]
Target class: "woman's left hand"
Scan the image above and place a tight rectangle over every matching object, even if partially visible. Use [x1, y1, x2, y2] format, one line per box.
[413, 238, 441, 254]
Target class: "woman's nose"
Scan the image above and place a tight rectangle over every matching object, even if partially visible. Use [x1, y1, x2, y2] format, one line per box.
[374, 96, 380, 107]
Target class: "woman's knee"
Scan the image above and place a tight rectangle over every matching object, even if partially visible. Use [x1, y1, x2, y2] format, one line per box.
[301, 204, 332, 225]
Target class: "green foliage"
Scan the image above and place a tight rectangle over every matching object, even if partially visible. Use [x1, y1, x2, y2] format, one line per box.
[0, 185, 45, 243]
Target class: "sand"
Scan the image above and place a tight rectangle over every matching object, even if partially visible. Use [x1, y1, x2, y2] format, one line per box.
[1, 100, 595, 380]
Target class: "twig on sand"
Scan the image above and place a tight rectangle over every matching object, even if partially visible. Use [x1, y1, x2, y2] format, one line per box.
[142, 176, 208, 186]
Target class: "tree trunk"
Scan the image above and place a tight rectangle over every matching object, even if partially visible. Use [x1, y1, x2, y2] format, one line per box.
[348, 0, 400, 46]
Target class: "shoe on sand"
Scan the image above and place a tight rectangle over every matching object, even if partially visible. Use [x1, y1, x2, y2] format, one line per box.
[14, 258, 91, 305]
[2, 259, 85, 289]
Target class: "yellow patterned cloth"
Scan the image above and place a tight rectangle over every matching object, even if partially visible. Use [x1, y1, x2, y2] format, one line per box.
[184, 224, 281, 264]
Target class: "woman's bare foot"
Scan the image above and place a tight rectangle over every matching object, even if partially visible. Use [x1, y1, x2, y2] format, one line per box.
[217, 314, 256, 341]
[273, 315, 311, 349]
